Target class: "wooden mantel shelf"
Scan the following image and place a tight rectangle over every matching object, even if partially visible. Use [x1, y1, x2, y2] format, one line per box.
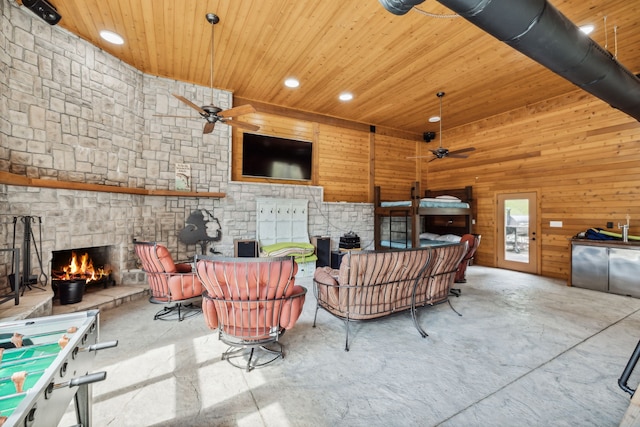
[0, 171, 225, 198]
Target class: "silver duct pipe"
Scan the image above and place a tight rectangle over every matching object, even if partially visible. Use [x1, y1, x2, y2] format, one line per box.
[379, 0, 640, 121]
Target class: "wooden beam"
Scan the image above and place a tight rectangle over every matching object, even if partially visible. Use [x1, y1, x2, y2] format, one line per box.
[235, 96, 422, 141]
[235, 96, 371, 132]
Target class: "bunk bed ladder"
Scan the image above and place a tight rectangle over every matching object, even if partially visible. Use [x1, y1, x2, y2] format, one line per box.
[388, 209, 410, 248]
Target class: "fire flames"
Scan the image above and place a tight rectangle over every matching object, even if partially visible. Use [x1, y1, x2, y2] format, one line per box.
[54, 252, 109, 283]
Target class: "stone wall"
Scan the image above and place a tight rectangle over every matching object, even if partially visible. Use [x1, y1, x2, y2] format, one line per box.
[0, 0, 373, 292]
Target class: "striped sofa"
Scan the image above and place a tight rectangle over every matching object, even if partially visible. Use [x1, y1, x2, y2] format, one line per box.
[313, 243, 467, 351]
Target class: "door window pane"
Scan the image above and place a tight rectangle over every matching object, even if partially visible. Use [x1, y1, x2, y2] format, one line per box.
[504, 199, 529, 263]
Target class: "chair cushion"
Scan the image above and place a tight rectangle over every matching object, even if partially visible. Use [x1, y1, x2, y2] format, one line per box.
[156, 245, 177, 273]
[208, 260, 297, 301]
[280, 285, 306, 329]
[198, 258, 306, 335]
[167, 274, 203, 299]
[202, 295, 219, 329]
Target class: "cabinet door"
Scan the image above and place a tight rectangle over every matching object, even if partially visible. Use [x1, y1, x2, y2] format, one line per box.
[257, 201, 277, 246]
[291, 201, 308, 242]
[609, 248, 640, 298]
[571, 244, 608, 292]
[276, 203, 294, 241]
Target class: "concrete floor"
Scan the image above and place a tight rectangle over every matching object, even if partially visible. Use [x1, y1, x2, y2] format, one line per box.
[51, 266, 640, 427]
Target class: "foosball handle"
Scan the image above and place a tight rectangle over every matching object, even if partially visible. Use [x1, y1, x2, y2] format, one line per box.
[86, 340, 119, 352]
[69, 371, 107, 388]
[50, 371, 107, 394]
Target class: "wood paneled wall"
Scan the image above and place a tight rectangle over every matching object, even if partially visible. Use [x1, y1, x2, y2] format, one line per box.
[373, 134, 420, 201]
[232, 111, 420, 202]
[232, 90, 640, 281]
[423, 91, 640, 280]
[316, 123, 371, 202]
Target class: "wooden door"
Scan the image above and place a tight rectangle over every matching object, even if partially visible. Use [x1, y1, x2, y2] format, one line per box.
[497, 192, 538, 274]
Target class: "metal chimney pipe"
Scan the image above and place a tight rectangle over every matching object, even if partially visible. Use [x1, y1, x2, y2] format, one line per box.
[378, 0, 640, 121]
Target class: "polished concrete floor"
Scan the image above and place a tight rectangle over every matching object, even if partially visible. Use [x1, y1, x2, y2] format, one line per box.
[55, 266, 640, 427]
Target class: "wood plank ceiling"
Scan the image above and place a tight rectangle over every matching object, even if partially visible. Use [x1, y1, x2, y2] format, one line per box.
[40, 0, 640, 136]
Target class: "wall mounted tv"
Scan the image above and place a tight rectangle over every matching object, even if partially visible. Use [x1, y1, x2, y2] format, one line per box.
[242, 133, 312, 181]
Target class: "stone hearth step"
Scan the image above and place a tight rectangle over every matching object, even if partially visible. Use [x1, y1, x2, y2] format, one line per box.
[53, 285, 149, 316]
[0, 284, 149, 321]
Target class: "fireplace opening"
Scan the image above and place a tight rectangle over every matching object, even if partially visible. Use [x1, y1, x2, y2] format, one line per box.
[51, 246, 116, 297]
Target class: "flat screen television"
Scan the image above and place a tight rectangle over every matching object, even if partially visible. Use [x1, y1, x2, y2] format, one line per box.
[242, 133, 312, 181]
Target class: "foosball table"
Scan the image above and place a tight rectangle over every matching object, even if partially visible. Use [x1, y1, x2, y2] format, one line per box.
[0, 309, 117, 426]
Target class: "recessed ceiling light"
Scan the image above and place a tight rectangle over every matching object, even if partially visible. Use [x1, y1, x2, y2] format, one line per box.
[339, 92, 353, 102]
[579, 24, 594, 35]
[428, 116, 441, 123]
[284, 78, 300, 88]
[100, 30, 124, 45]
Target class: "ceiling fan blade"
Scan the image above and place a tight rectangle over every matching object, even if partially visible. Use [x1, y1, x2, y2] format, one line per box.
[448, 147, 476, 155]
[447, 154, 469, 159]
[218, 104, 257, 118]
[224, 120, 260, 131]
[173, 94, 208, 115]
[203, 122, 215, 134]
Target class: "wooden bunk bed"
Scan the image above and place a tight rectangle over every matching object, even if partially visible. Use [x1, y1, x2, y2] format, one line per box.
[374, 181, 473, 250]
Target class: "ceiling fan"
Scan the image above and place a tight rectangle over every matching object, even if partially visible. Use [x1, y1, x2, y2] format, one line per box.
[409, 92, 475, 161]
[156, 13, 259, 134]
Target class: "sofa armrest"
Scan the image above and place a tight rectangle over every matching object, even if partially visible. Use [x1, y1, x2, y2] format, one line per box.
[314, 266, 339, 286]
[313, 266, 342, 311]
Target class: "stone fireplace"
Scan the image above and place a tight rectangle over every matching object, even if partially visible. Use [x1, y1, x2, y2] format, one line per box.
[0, 187, 231, 300]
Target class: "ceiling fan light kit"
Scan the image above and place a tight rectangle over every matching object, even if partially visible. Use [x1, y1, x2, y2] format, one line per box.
[407, 91, 475, 160]
[156, 13, 259, 135]
[419, 91, 476, 161]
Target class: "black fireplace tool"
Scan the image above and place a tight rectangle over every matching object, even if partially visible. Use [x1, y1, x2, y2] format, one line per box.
[10, 216, 47, 294]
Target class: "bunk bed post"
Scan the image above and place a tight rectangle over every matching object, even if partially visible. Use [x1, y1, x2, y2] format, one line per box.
[411, 181, 421, 248]
[374, 186, 382, 250]
[465, 185, 473, 234]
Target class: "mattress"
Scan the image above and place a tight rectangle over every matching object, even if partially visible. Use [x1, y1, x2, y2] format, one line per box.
[380, 199, 470, 209]
[380, 239, 457, 249]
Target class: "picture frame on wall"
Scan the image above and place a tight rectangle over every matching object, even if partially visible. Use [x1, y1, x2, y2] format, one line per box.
[175, 163, 191, 191]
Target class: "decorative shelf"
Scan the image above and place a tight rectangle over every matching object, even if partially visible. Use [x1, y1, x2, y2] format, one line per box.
[0, 171, 225, 198]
